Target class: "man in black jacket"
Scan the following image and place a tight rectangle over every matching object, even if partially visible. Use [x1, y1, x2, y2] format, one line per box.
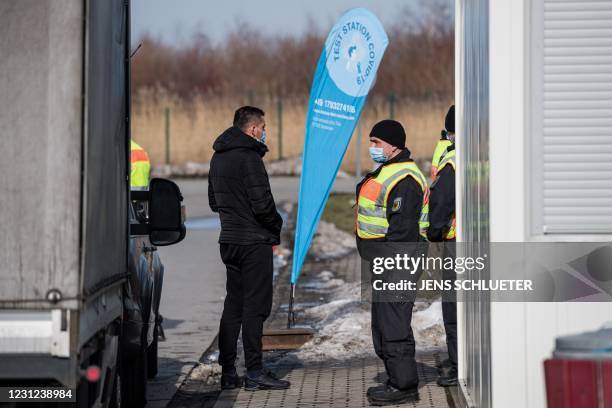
[356, 120, 429, 406]
[427, 105, 458, 387]
[208, 106, 289, 391]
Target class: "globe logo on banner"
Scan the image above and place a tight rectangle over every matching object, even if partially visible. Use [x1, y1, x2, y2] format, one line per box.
[326, 12, 386, 97]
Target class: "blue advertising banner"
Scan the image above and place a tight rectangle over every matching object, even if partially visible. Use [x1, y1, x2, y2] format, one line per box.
[291, 8, 389, 285]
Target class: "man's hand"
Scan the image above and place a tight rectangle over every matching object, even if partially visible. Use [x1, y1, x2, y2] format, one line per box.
[427, 227, 447, 242]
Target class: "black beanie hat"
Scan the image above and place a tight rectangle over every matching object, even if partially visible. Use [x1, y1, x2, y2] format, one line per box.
[445, 105, 455, 133]
[369, 120, 406, 148]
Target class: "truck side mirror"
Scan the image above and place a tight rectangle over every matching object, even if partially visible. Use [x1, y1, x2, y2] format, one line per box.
[148, 178, 186, 246]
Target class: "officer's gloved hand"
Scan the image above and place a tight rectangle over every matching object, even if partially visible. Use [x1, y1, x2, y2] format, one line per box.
[427, 227, 445, 242]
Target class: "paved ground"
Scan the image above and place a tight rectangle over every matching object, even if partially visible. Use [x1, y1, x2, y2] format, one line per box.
[146, 227, 227, 408]
[147, 176, 455, 407]
[167, 208, 456, 408]
[213, 355, 453, 408]
[146, 176, 357, 407]
[208, 250, 456, 408]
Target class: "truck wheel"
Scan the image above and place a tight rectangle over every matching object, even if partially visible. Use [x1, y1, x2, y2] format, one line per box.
[119, 345, 147, 408]
[147, 324, 159, 379]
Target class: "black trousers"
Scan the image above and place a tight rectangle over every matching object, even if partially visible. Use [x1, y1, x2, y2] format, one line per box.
[442, 240, 458, 370]
[360, 240, 425, 391]
[371, 301, 418, 390]
[218, 243, 273, 372]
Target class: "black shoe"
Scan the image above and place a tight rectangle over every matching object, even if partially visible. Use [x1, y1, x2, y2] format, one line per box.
[221, 370, 243, 390]
[367, 383, 419, 406]
[437, 367, 458, 387]
[244, 370, 290, 391]
[366, 383, 387, 397]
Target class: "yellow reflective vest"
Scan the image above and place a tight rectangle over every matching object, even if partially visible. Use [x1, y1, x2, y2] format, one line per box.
[435, 148, 456, 240]
[356, 161, 429, 240]
[431, 138, 452, 180]
[130, 140, 150, 188]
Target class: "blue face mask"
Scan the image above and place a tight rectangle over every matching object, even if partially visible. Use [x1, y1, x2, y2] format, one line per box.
[369, 147, 388, 163]
[258, 130, 267, 145]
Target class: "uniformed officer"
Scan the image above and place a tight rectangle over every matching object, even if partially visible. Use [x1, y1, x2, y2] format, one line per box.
[427, 105, 458, 387]
[430, 106, 454, 180]
[130, 140, 151, 221]
[130, 140, 150, 189]
[356, 120, 429, 405]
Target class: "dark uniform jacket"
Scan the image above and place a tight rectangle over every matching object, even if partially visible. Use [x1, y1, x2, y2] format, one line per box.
[208, 126, 283, 245]
[355, 149, 424, 243]
[427, 145, 455, 242]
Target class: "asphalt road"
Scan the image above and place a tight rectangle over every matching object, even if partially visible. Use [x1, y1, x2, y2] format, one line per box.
[146, 176, 356, 407]
[173, 176, 356, 219]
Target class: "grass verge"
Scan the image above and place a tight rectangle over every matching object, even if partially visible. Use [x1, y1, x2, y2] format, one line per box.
[321, 193, 356, 234]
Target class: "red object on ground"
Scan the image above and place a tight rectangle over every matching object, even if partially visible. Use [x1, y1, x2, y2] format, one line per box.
[85, 365, 101, 382]
[604, 362, 612, 406]
[544, 359, 612, 407]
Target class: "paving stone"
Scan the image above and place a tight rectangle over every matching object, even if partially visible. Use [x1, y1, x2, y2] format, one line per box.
[172, 214, 456, 407]
[214, 353, 454, 408]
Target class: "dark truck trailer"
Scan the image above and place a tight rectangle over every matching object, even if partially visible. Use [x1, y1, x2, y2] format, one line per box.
[0, 1, 185, 406]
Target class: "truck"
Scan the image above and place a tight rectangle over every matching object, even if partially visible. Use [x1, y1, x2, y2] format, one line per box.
[0, 1, 185, 406]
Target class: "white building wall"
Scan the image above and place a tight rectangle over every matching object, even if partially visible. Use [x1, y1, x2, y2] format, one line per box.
[460, 0, 612, 407]
[489, 0, 529, 406]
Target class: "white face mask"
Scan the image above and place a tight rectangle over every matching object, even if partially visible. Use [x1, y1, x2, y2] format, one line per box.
[259, 130, 267, 145]
[369, 147, 388, 163]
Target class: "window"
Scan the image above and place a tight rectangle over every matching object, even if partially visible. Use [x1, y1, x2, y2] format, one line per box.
[531, 0, 612, 234]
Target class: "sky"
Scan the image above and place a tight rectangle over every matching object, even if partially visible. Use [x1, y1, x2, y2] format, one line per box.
[131, 0, 450, 46]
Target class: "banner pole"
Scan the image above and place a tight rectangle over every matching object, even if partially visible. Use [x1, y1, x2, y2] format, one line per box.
[287, 282, 295, 328]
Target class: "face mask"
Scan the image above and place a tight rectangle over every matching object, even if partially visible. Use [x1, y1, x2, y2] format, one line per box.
[369, 147, 387, 163]
[258, 130, 267, 145]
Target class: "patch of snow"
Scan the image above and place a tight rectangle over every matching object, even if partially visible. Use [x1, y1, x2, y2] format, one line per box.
[309, 221, 356, 260]
[190, 362, 221, 385]
[151, 161, 210, 178]
[150, 155, 356, 178]
[266, 156, 302, 176]
[266, 156, 351, 178]
[299, 280, 346, 291]
[412, 300, 446, 349]
[206, 351, 219, 362]
[285, 270, 446, 362]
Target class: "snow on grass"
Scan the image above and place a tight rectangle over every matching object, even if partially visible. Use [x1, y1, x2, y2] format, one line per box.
[287, 270, 446, 362]
[309, 221, 356, 260]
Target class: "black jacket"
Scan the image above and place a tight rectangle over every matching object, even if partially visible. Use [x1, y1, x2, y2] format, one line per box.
[427, 145, 455, 242]
[356, 149, 424, 243]
[208, 127, 283, 245]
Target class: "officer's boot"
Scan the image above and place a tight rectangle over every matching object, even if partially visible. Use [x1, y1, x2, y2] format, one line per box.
[367, 382, 419, 406]
[437, 366, 458, 387]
